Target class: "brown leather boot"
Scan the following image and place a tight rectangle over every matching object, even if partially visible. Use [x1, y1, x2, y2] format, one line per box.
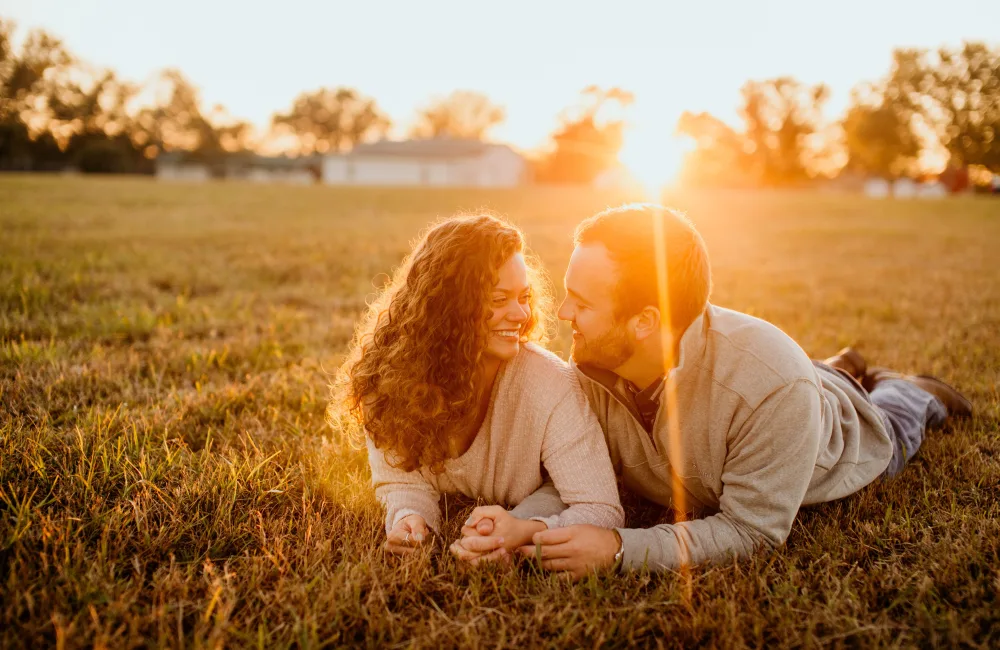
[864, 368, 973, 419]
[824, 347, 867, 380]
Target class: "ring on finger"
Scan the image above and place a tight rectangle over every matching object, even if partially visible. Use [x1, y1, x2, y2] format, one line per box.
[404, 532, 411, 544]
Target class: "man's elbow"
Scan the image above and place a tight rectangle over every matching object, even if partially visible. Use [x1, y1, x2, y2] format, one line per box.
[740, 520, 790, 562]
[712, 518, 787, 566]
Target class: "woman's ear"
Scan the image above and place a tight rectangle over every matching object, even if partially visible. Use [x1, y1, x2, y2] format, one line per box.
[631, 306, 661, 343]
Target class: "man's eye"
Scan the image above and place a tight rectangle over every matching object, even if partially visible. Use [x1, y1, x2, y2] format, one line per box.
[518, 293, 531, 304]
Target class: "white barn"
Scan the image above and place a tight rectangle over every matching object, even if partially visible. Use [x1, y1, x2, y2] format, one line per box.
[321, 138, 526, 187]
[156, 153, 212, 182]
[863, 178, 891, 198]
[222, 155, 317, 184]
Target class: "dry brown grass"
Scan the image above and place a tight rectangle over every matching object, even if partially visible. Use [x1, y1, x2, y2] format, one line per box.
[1, 175, 999, 648]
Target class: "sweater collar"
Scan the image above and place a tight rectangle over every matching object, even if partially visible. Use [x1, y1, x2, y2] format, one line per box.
[668, 304, 710, 384]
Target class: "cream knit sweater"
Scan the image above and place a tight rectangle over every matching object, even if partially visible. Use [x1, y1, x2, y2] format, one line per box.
[367, 343, 624, 533]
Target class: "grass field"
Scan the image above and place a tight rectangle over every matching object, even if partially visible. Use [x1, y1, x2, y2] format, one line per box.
[2, 175, 999, 648]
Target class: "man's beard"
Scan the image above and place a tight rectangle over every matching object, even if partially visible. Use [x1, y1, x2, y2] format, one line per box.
[571, 322, 634, 369]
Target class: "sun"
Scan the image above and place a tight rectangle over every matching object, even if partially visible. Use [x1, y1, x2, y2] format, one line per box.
[619, 129, 691, 199]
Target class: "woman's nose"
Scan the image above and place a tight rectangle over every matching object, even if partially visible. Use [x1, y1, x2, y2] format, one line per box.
[509, 302, 529, 323]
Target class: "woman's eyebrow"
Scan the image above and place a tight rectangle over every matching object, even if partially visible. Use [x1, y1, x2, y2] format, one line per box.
[494, 285, 531, 295]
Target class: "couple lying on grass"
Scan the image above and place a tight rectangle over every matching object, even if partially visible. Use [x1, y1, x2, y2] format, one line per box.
[332, 204, 973, 578]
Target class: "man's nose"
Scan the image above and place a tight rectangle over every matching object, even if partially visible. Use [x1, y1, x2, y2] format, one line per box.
[557, 298, 572, 321]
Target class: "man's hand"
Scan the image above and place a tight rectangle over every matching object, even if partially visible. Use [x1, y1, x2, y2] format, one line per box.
[449, 534, 511, 565]
[449, 505, 546, 565]
[516, 524, 621, 579]
[385, 514, 429, 555]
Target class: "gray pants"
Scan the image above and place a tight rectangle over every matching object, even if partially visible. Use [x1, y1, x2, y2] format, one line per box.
[870, 378, 947, 477]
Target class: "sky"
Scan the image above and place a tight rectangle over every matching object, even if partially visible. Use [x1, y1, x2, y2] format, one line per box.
[2, 0, 998, 185]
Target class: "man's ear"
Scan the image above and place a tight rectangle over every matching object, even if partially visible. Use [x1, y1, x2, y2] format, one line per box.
[631, 306, 661, 342]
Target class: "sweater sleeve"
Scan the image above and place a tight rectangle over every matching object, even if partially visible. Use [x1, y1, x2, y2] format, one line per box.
[616, 380, 822, 571]
[508, 479, 567, 520]
[366, 437, 442, 534]
[525, 380, 624, 530]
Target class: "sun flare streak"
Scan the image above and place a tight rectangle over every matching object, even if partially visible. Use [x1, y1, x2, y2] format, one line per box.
[651, 205, 693, 598]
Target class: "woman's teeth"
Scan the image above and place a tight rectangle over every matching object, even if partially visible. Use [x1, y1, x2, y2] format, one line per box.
[493, 330, 519, 339]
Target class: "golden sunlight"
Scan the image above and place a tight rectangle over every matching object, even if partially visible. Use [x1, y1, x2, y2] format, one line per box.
[619, 129, 691, 197]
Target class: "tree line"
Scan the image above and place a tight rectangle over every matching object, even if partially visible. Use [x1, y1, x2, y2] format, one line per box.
[1, 17, 997, 185]
[0, 20, 518, 175]
[677, 43, 1000, 187]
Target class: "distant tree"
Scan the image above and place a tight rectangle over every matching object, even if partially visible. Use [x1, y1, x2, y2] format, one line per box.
[409, 90, 505, 140]
[38, 67, 149, 171]
[24, 129, 63, 169]
[841, 81, 922, 179]
[674, 111, 749, 187]
[0, 121, 30, 169]
[1, 23, 251, 173]
[739, 77, 830, 185]
[871, 44, 1000, 173]
[925, 42, 1000, 172]
[535, 86, 633, 184]
[0, 20, 73, 121]
[673, 78, 831, 187]
[0, 20, 75, 169]
[205, 104, 254, 154]
[131, 69, 249, 163]
[76, 137, 132, 173]
[271, 87, 389, 155]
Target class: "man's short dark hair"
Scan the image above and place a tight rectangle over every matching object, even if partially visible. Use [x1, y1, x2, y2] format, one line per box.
[574, 203, 712, 334]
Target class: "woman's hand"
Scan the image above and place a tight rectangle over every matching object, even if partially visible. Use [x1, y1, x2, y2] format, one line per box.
[463, 505, 545, 549]
[385, 514, 429, 555]
[449, 505, 546, 564]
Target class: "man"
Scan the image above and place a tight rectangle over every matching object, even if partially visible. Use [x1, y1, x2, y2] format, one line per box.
[455, 204, 972, 576]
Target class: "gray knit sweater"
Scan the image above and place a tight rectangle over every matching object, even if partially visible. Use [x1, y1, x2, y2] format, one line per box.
[516, 304, 893, 571]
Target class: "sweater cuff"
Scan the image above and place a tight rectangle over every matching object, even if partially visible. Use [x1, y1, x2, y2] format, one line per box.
[528, 515, 557, 530]
[389, 508, 441, 535]
[616, 526, 679, 572]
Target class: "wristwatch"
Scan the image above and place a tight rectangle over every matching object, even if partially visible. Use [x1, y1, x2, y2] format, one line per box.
[612, 529, 625, 569]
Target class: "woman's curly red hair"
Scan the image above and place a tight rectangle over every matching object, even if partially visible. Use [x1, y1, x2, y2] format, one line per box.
[331, 214, 552, 473]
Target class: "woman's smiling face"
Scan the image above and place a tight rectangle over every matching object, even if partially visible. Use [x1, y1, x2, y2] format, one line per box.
[484, 253, 531, 363]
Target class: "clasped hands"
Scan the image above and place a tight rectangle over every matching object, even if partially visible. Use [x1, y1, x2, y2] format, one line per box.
[386, 507, 621, 579]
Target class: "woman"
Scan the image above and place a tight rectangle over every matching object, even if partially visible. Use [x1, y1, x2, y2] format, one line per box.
[332, 214, 623, 557]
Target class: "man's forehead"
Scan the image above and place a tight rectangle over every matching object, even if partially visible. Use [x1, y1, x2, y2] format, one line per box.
[566, 244, 617, 293]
